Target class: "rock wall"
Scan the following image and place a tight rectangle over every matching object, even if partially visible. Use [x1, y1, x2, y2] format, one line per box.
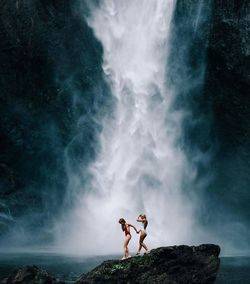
[203, 0, 250, 239]
[0, 0, 107, 244]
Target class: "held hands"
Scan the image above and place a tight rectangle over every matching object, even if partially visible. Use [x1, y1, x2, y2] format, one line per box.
[134, 227, 139, 234]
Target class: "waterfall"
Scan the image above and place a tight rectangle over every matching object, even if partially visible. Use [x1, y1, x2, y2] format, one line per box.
[58, 0, 204, 254]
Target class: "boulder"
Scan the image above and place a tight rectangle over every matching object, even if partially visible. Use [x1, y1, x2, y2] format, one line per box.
[76, 244, 220, 284]
[1, 265, 63, 284]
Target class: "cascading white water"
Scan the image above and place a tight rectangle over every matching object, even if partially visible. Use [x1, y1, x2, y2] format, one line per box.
[59, 0, 202, 254]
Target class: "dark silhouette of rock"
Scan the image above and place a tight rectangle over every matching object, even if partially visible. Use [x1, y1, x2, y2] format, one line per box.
[76, 244, 220, 284]
[0, 265, 64, 284]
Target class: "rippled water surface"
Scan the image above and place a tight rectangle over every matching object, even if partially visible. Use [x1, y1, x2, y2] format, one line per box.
[216, 256, 250, 284]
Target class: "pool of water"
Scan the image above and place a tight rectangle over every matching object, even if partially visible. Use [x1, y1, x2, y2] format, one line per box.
[0, 253, 249, 283]
[216, 256, 250, 284]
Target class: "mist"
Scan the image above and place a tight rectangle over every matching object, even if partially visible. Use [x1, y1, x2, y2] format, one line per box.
[53, 0, 214, 255]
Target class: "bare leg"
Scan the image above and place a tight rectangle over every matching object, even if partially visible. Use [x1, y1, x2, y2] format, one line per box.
[124, 235, 131, 258]
[137, 232, 148, 254]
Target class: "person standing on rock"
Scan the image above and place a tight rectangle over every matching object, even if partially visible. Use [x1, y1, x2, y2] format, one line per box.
[119, 218, 138, 260]
[136, 214, 149, 255]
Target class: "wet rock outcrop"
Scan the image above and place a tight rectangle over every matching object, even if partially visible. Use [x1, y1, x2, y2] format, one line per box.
[76, 244, 220, 284]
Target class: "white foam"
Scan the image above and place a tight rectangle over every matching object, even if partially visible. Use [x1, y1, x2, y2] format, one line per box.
[58, 0, 204, 254]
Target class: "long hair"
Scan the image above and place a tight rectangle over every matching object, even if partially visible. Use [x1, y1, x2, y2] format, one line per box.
[119, 218, 126, 231]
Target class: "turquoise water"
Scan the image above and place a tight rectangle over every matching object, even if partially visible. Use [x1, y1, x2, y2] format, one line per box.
[0, 253, 249, 283]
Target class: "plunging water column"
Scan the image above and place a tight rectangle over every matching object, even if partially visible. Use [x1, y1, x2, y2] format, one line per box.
[60, 0, 200, 254]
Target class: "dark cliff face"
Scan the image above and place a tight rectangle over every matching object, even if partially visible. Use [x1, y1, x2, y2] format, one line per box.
[171, 0, 250, 249]
[0, 1, 73, 238]
[0, 0, 109, 244]
[202, 0, 250, 246]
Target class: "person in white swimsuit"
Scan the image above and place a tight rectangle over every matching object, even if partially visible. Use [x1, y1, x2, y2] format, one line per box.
[136, 213, 149, 255]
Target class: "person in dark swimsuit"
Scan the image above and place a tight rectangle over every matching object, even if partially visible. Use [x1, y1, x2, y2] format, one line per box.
[119, 218, 138, 259]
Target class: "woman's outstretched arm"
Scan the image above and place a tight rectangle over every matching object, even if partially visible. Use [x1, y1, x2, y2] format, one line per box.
[128, 223, 139, 233]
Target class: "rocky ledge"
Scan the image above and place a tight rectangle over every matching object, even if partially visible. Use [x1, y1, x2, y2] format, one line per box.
[77, 244, 220, 284]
